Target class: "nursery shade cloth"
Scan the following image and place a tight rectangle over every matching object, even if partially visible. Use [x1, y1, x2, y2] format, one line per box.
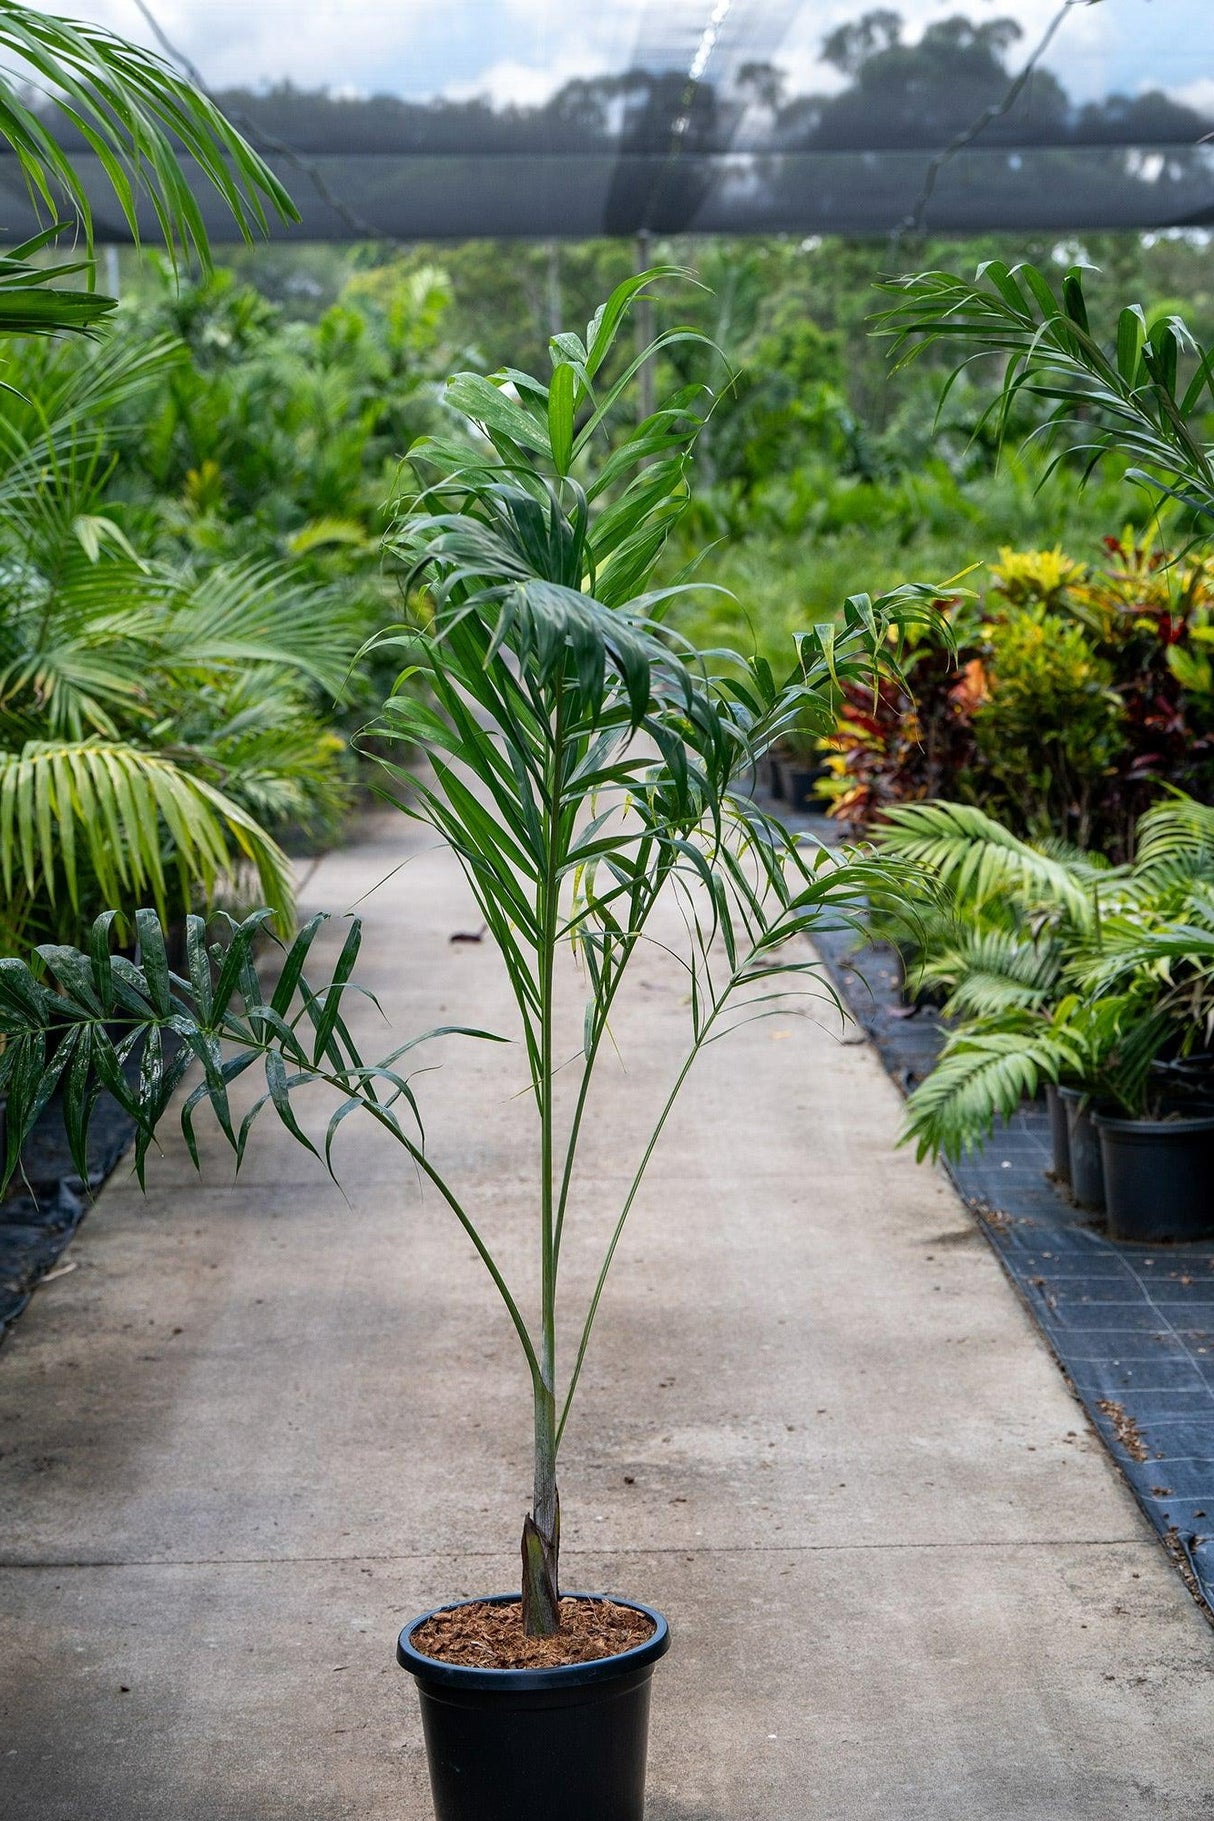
[3, 0, 1213, 238]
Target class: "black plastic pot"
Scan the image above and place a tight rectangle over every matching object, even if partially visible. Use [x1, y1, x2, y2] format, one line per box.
[398, 1593, 670, 1821]
[1058, 1086, 1105, 1211]
[1094, 1113, 1214, 1244]
[1151, 1053, 1214, 1116]
[1045, 1082, 1070, 1187]
[783, 764, 824, 811]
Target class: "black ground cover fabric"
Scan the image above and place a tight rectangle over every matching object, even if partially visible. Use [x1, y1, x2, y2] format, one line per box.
[0, 1060, 160, 1344]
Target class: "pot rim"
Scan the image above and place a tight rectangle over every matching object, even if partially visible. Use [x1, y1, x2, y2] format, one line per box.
[397, 1591, 670, 1692]
[1093, 1111, 1214, 1137]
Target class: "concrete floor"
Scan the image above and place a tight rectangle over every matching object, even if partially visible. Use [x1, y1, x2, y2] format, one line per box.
[1, 811, 1211, 1821]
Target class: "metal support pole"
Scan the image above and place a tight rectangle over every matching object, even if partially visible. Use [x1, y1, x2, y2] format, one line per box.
[635, 229, 655, 423]
[545, 239, 561, 341]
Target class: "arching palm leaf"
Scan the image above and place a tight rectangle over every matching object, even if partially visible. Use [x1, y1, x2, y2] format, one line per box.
[0, 738, 292, 946]
[877, 260, 1214, 527]
[918, 922, 1066, 1019]
[1132, 794, 1214, 894]
[0, 0, 295, 267]
[903, 1015, 1086, 1162]
[149, 560, 366, 702]
[874, 799, 1104, 922]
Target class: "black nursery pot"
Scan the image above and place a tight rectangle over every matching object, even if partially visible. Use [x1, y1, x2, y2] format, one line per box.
[398, 1594, 670, 1821]
[1094, 1113, 1214, 1244]
[1045, 1082, 1071, 1187]
[1058, 1086, 1105, 1211]
[783, 764, 826, 811]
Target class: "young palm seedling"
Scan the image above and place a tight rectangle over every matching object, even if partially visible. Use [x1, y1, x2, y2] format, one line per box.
[0, 278, 941, 1786]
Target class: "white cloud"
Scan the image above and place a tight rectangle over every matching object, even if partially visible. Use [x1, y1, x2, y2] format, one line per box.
[1168, 76, 1214, 117]
[445, 51, 610, 109]
[23, 0, 435, 92]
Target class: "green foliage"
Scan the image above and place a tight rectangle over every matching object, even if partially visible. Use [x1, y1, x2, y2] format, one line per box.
[878, 258, 1214, 530]
[0, 907, 469, 1196]
[818, 533, 1214, 853]
[876, 799, 1103, 924]
[164, 231, 1213, 688]
[898, 1012, 1087, 1165]
[0, 323, 368, 950]
[973, 603, 1125, 842]
[0, 6, 363, 948]
[0, 740, 292, 952]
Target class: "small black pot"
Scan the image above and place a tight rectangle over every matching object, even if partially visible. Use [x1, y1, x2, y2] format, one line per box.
[398, 1593, 670, 1821]
[783, 763, 825, 811]
[1045, 1082, 1071, 1187]
[1094, 1113, 1214, 1244]
[1058, 1086, 1105, 1212]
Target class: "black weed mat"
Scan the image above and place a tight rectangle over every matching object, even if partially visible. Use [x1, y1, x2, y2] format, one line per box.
[790, 803, 1214, 1620]
[0, 1063, 157, 1345]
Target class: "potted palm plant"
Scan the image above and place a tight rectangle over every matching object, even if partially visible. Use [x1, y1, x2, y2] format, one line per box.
[775, 730, 830, 812]
[0, 273, 938, 1820]
[1081, 877, 1214, 1242]
[879, 795, 1214, 1241]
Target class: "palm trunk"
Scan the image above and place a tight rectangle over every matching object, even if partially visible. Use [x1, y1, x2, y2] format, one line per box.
[521, 690, 564, 1638]
[522, 1379, 560, 1635]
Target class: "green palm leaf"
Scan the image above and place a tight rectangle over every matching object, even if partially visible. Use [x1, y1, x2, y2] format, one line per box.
[0, 229, 113, 341]
[919, 923, 1066, 1019]
[875, 800, 1102, 922]
[0, 738, 292, 933]
[1132, 794, 1214, 894]
[0, 0, 296, 263]
[877, 260, 1214, 526]
[903, 1016, 1085, 1162]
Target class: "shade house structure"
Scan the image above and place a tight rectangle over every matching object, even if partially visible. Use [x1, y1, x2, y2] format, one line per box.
[4, 0, 1214, 243]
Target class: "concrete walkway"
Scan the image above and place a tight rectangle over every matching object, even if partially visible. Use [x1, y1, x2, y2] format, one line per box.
[1, 810, 1211, 1821]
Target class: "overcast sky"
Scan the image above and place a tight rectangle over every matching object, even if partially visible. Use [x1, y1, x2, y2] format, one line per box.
[32, 0, 1214, 115]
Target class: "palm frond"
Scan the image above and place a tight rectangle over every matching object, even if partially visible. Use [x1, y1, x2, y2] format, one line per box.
[0, 0, 297, 262]
[0, 227, 113, 340]
[1133, 794, 1214, 893]
[149, 560, 366, 702]
[877, 261, 1214, 526]
[0, 739, 293, 934]
[903, 1016, 1084, 1162]
[874, 799, 1101, 922]
[919, 924, 1066, 1019]
[1078, 899, 1214, 995]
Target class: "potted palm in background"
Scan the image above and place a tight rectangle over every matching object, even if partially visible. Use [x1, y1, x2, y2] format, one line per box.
[877, 794, 1214, 1241]
[0, 273, 939, 1820]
